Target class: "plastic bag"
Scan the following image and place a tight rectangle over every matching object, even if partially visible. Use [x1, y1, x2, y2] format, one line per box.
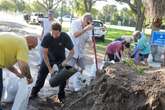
[12, 78, 31, 110]
[1, 69, 19, 102]
[68, 72, 82, 92]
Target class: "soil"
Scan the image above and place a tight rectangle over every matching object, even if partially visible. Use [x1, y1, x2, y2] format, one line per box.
[61, 63, 165, 110]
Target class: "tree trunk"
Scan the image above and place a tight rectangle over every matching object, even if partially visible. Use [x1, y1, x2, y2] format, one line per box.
[135, 13, 145, 31]
[84, 0, 92, 12]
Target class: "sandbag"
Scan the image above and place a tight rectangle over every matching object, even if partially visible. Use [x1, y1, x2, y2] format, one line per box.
[68, 72, 82, 92]
[49, 65, 77, 87]
[1, 69, 19, 103]
[12, 78, 31, 110]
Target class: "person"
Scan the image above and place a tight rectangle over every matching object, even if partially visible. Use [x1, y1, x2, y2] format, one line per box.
[37, 10, 55, 65]
[133, 32, 150, 65]
[115, 31, 141, 46]
[68, 13, 94, 72]
[105, 40, 130, 62]
[30, 22, 74, 102]
[40, 10, 54, 40]
[0, 32, 38, 109]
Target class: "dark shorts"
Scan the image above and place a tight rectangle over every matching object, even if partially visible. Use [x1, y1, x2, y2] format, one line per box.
[108, 53, 121, 62]
[139, 53, 149, 60]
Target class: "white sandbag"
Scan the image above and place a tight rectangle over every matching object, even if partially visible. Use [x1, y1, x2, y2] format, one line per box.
[12, 78, 31, 110]
[83, 65, 96, 79]
[1, 69, 19, 102]
[68, 72, 82, 92]
[90, 64, 96, 78]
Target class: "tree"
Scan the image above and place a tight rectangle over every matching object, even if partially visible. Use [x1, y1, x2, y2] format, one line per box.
[102, 5, 118, 23]
[0, 0, 15, 11]
[144, 0, 165, 31]
[144, 0, 165, 62]
[24, 4, 32, 13]
[83, 0, 107, 12]
[120, 8, 136, 26]
[73, 0, 106, 15]
[15, 0, 26, 12]
[36, 0, 63, 12]
[31, 1, 45, 12]
[115, 0, 145, 31]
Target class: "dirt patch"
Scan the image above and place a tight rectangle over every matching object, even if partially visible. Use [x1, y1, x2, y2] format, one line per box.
[60, 63, 165, 110]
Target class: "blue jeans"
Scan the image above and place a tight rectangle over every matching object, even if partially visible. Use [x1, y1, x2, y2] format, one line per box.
[0, 68, 2, 110]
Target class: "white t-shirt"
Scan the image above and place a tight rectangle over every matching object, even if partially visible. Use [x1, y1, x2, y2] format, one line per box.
[41, 18, 53, 38]
[69, 19, 92, 58]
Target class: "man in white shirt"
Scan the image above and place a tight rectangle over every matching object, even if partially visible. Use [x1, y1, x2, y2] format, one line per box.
[38, 10, 54, 65]
[68, 13, 94, 72]
[40, 10, 54, 40]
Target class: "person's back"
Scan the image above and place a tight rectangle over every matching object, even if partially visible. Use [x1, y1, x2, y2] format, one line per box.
[137, 33, 150, 55]
[106, 41, 123, 54]
[0, 32, 28, 68]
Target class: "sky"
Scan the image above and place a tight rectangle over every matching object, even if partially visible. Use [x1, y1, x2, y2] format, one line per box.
[95, 0, 129, 11]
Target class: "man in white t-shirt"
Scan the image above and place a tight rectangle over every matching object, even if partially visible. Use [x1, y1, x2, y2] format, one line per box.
[38, 10, 54, 65]
[40, 10, 54, 40]
[68, 13, 94, 72]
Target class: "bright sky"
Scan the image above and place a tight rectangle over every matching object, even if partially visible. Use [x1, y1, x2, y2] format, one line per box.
[95, 0, 129, 11]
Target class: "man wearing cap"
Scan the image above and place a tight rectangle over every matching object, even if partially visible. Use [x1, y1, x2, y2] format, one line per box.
[68, 13, 94, 73]
[0, 32, 38, 109]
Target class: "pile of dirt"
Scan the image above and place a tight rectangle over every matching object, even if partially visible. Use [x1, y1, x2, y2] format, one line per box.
[61, 63, 165, 110]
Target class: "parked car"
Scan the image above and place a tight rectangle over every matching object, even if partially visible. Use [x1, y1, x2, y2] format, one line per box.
[23, 13, 31, 23]
[93, 20, 106, 41]
[57, 15, 76, 22]
[29, 12, 44, 24]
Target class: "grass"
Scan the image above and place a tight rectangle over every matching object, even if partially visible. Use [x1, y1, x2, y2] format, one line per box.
[96, 28, 132, 55]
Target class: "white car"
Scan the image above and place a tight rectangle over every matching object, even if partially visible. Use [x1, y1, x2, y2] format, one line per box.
[93, 20, 106, 41]
[57, 15, 76, 22]
[30, 13, 44, 24]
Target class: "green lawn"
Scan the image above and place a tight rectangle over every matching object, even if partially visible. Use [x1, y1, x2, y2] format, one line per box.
[96, 28, 132, 55]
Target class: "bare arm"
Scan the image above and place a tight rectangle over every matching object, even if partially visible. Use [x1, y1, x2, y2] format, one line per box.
[62, 48, 74, 66]
[17, 60, 33, 84]
[40, 28, 44, 40]
[40, 21, 44, 40]
[74, 24, 93, 38]
[43, 48, 52, 73]
[7, 66, 23, 78]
